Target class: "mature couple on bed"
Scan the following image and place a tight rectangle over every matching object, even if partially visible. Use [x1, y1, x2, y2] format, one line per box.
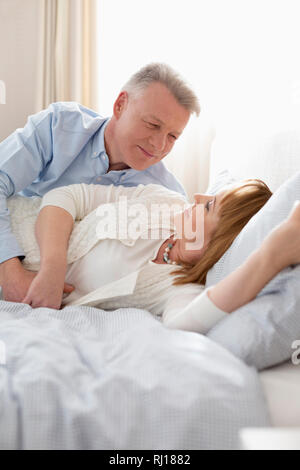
[1, 62, 300, 334]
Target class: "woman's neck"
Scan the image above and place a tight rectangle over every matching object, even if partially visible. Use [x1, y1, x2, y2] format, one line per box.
[152, 234, 178, 264]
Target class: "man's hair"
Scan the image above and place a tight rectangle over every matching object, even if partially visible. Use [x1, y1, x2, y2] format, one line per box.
[122, 62, 200, 117]
[169, 179, 273, 285]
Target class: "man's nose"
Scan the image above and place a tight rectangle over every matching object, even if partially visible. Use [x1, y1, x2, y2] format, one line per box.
[149, 132, 167, 152]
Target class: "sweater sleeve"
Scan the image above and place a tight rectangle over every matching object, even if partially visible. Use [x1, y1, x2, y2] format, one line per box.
[162, 286, 228, 335]
[38, 183, 163, 221]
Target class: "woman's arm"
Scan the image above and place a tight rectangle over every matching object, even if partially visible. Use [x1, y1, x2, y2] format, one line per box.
[21, 206, 75, 309]
[21, 183, 162, 309]
[163, 285, 227, 334]
[206, 245, 279, 313]
[164, 242, 287, 334]
[164, 201, 300, 334]
[35, 206, 73, 270]
[21, 183, 154, 308]
[39, 182, 162, 221]
[208, 201, 300, 313]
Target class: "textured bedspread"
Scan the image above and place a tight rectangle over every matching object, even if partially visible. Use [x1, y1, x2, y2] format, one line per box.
[0, 300, 270, 449]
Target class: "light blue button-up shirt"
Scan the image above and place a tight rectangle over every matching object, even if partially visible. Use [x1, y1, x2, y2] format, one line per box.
[0, 101, 187, 264]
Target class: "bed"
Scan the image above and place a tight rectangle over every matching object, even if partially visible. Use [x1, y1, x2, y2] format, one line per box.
[259, 361, 300, 427]
[1, 124, 300, 450]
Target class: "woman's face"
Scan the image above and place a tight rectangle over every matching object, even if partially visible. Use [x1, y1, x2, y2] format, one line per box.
[173, 189, 228, 264]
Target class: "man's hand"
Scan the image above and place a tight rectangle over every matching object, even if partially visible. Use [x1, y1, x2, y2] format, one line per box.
[0, 257, 74, 307]
[0, 258, 38, 302]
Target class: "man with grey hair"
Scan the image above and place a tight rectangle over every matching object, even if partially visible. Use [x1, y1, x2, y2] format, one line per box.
[0, 62, 200, 303]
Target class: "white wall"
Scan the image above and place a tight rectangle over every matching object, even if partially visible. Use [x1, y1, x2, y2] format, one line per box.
[0, 0, 41, 141]
[2, 0, 300, 197]
[98, 0, 300, 197]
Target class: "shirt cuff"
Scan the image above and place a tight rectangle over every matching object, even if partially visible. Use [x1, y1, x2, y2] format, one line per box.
[0, 235, 26, 264]
[166, 288, 228, 335]
[188, 288, 228, 334]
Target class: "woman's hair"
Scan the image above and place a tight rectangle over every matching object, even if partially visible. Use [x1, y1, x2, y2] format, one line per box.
[170, 178, 273, 286]
[121, 62, 200, 116]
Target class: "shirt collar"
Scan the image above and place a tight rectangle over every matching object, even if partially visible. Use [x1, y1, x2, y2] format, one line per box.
[91, 117, 110, 159]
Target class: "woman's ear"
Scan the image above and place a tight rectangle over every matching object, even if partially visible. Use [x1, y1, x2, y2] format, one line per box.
[113, 91, 129, 118]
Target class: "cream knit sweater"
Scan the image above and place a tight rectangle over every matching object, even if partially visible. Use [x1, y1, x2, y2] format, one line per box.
[7, 183, 186, 271]
[6, 183, 227, 333]
[6, 184, 193, 312]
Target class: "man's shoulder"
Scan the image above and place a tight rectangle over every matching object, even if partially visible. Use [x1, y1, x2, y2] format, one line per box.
[144, 161, 187, 197]
[48, 101, 104, 117]
[47, 102, 108, 132]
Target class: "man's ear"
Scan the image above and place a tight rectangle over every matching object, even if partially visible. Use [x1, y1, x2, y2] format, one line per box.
[113, 91, 129, 118]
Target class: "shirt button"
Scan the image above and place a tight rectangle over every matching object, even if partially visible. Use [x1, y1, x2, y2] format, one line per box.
[97, 176, 102, 182]
[94, 152, 97, 156]
[101, 154, 106, 161]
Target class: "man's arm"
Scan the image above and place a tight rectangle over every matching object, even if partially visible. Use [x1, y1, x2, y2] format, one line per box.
[0, 106, 57, 265]
[0, 102, 110, 302]
[0, 104, 65, 301]
[0, 173, 26, 263]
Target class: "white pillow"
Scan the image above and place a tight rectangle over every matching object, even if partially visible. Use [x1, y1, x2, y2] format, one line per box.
[210, 127, 300, 192]
[206, 171, 300, 370]
[205, 169, 237, 195]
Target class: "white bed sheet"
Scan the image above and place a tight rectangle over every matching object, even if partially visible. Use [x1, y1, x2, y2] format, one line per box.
[259, 360, 300, 426]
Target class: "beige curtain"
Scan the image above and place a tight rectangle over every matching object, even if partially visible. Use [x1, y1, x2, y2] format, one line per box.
[35, 0, 99, 111]
[0, 80, 6, 104]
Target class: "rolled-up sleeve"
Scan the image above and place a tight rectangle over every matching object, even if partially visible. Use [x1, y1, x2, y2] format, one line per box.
[163, 286, 228, 335]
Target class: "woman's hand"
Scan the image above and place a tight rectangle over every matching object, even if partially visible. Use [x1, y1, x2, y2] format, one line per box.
[21, 266, 75, 310]
[260, 200, 300, 271]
